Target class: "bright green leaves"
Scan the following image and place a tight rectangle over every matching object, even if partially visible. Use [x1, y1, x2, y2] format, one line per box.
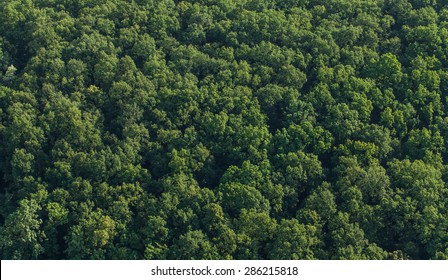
[267, 219, 319, 260]
[379, 159, 448, 258]
[46, 202, 69, 225]
[365, 53, 402, 88]
[218, 182, 269, 217]
[2, 0, 448, 261]
[0, 198, 45, 259]
[66, 209, 116, 259]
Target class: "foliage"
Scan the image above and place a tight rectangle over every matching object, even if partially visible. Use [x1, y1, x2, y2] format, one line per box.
[1, 0, 448, 260]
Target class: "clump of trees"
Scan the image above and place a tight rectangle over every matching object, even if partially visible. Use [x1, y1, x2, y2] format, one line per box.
[1, 0, 448, 260]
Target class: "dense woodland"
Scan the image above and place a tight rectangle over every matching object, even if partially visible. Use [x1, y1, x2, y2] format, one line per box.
[1, 0, 448, 260]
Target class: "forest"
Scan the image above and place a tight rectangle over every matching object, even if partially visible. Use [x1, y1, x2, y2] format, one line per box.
[0, 0, 448, 260]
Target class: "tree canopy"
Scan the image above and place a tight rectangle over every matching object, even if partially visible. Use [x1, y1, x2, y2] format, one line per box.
[1, 0, 448, 260]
